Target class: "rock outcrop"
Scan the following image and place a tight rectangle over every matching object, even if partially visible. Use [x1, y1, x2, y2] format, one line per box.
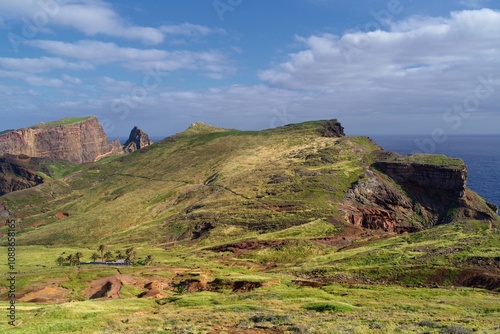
[0, 156, 44, 196]
[342, 152, 497, 232]
[0, 116, 123, 164]
[123, 126, 153, 153]
[320, 119, 345, 137]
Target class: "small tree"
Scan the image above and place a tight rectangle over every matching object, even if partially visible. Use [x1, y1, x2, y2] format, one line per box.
[90, 252, 100, 262]
[125, 247, 137, 264]
[115, 250, 124, 260]
[143, 255, 154, 266]
[75, 252, 84, 265]
[103, 251, 115, 262]
[98, 244, 107, 261]
[56, 256, 65, 266]
[66, 254, 77, 266]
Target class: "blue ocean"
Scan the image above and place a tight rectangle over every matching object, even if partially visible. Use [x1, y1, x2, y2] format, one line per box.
[370, 135, 500, 206]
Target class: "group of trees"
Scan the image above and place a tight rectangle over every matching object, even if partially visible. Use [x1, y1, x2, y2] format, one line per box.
[56, 245, 155, 266]
[56, 252, 84, 266]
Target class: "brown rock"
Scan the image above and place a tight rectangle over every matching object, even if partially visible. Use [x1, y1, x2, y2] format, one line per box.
[0, 157, 44, 196]
[320, 119, 345, 137]
[123, 126, 152, 153]
[0, 116, 124, 164]
[342, 153, 497, 233]
[55, 212, 69, 219]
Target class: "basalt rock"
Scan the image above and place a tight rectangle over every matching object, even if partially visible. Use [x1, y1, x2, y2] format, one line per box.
[123, 126, 153, 153]
[0, 156, 44, 196]
[0, 116, 123, 164]
[343, 152, 497, 232]
[320, 119, 345, 137]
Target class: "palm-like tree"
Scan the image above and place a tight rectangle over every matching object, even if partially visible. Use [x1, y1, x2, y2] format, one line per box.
[125, 247, 137, 264]
[103, 251, 115, 262]
[115, 250, 124, 260]
[90, 252, 100, 262]
[56, 256, 65, 266]
[66, 254, 77, 266]
[143, 255, 154, 266]
[98, 244, 107, 261]
[75, 252, 83, 265]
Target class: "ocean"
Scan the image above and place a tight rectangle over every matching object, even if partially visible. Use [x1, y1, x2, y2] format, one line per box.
[370, 135, 500, 206]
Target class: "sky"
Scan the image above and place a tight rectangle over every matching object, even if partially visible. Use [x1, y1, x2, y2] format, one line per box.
[0, 0, 499, 138]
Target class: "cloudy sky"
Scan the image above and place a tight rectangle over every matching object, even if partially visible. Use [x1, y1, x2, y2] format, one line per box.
[0, 0, 499, 138]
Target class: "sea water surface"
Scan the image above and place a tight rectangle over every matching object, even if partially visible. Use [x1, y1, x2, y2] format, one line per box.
[370, 135, 500, 206]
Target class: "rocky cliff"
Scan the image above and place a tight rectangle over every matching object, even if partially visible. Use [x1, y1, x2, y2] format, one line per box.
[0, 116, 123, 164]
[342, 152, 497, 232]
[123, 126, 153, 153]
[0, 155, 44, 196]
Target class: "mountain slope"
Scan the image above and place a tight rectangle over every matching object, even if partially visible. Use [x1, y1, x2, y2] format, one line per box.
[0, 119, 496, 246]
[0, 118, 499, 333]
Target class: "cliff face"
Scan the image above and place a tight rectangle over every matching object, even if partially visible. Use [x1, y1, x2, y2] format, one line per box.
[0, 156, 44, 196]
[123, 126, 153, 153]
[0, 117, 123, 164]
[373, 161, 467, 197]
[342, 153, 497, 232]
[320, 119, 345, 137]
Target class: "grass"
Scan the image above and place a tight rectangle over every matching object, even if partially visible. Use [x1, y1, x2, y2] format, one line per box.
[30, 117, 92, 129]
[0, 222, 498, 333]
[1, 120, 382, 246]
[0, 119, 498, 333]
[302, 301, 355, 312]
[381, 153, 465, 170]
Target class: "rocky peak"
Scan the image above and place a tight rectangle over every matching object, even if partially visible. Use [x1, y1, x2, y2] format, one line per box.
[123, 126, 153, 153]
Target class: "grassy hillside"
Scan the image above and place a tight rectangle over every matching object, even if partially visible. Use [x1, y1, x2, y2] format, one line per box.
[0, 119, 498, 333]
[1, 120, 380, 245]
[30, 116, 92, 129]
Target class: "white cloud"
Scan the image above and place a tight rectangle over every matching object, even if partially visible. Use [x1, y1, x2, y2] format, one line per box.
[258, 9, 500, 108]
[61, 74, 81, 84]
[28, 40, 234, 77]
[0, 0, 162, 44]
[160, 23, 226, 37]
[0, 1, 225, 44]
[0, 57, 92, 73]
[0, 69, 64, 87]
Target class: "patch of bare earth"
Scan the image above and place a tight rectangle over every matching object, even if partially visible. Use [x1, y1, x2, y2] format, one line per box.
[83, 276, 122, 299]
[17, 278, 70, 303]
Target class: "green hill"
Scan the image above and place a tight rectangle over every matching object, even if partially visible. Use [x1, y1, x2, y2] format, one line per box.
[0, 118, 498, 333]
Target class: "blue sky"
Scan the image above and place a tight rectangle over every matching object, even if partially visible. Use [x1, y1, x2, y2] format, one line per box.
[0, 0, 499, 138]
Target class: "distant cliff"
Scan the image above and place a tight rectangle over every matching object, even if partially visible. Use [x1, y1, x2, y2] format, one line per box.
[0, 116, 123, 164]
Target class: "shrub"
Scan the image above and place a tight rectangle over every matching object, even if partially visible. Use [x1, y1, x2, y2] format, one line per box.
[418, 320, 441, 328]
[302, 302, 353, 312]
[441, 325, 474, 334]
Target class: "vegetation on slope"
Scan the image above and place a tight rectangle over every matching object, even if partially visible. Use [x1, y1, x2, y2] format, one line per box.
[1, 120, 378, 245]
[0, 119, 498, 333]
[29, 116, 92, 129]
